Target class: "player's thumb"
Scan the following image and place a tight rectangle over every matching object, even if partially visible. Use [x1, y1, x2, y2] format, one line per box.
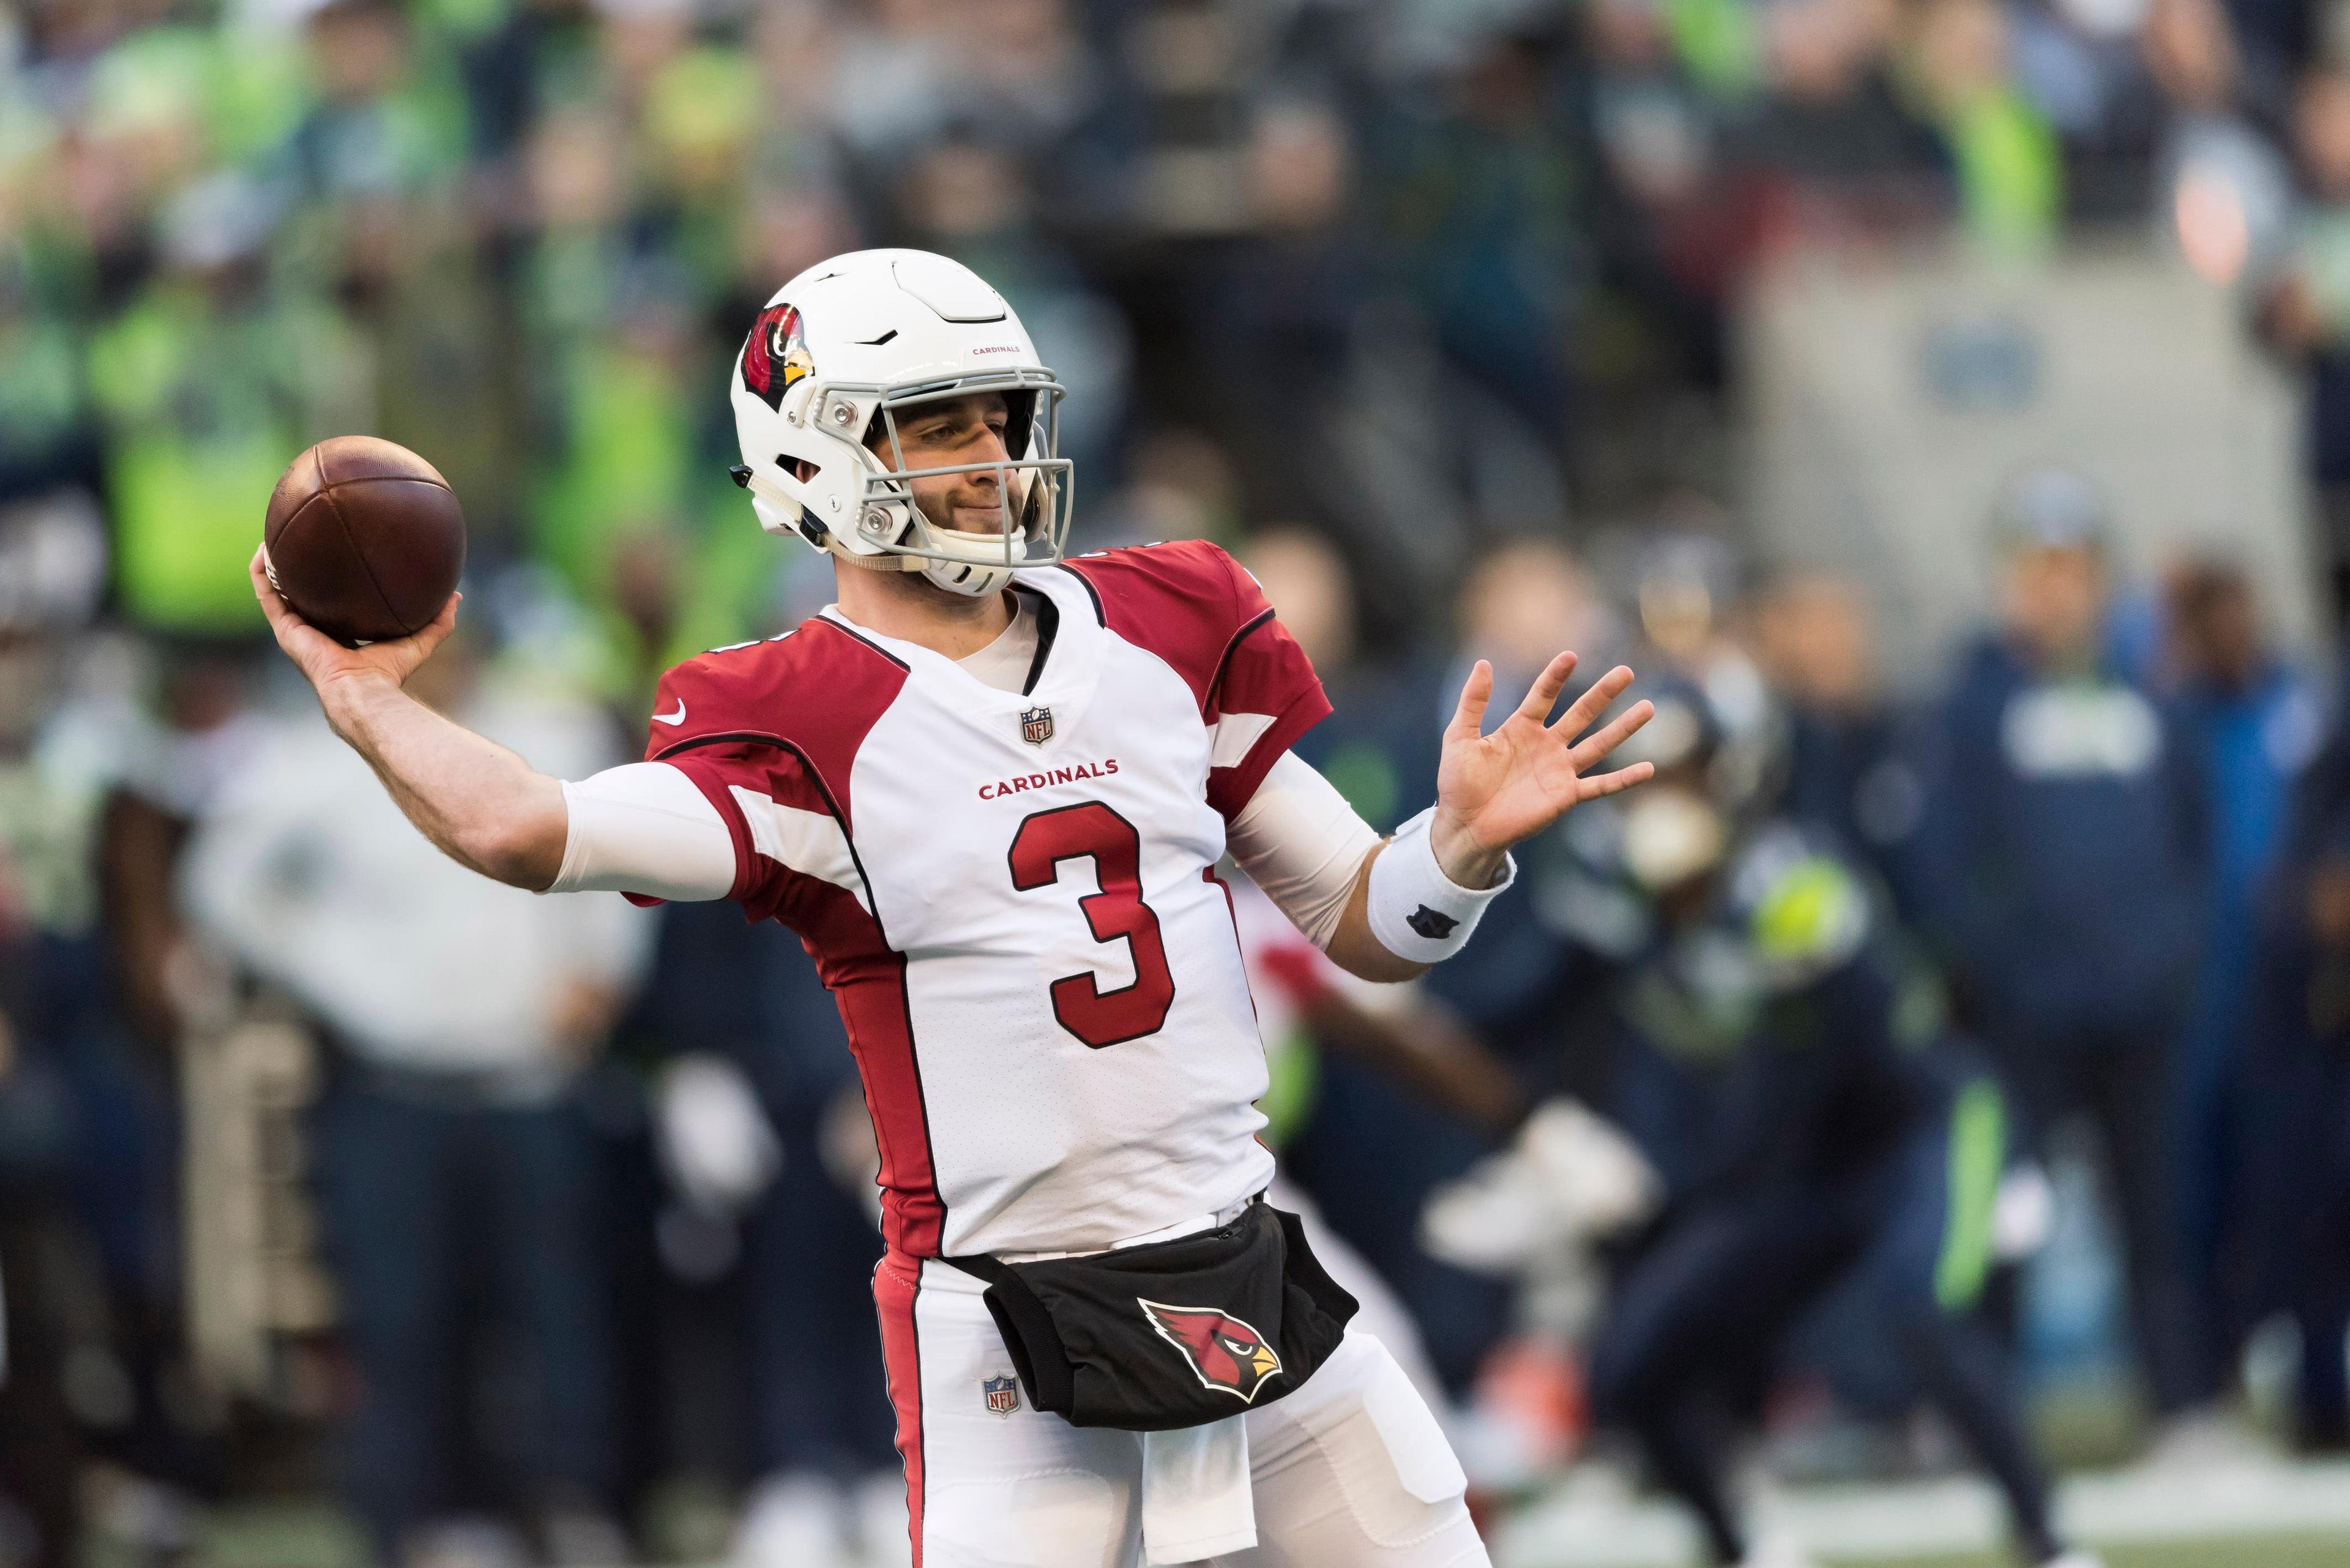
[403, 593, 462, 660]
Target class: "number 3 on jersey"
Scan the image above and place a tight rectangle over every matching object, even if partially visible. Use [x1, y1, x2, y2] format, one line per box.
[1007, 802, 1176, 1048]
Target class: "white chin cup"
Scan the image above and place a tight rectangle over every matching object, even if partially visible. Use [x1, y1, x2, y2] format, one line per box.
[916, 524, 1028, 597]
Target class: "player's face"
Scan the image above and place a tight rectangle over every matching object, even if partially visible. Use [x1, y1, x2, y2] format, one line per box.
[873, 392, 1017, 537]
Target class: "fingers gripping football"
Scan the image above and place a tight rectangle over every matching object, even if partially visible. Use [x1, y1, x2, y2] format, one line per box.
[1431, 653, 1654, 885]
[251, 547, 460, 698]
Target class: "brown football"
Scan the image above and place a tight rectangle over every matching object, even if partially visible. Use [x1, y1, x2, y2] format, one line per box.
[263, 436, 466, 646]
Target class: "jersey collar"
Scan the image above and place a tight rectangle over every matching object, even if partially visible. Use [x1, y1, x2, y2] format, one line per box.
[818, 566, 1105, 730]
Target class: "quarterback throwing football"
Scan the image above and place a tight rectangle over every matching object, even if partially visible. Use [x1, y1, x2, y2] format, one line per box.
[253, 250, 1654, 1568]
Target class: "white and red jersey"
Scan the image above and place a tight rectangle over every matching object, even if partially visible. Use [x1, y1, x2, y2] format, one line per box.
[641, 540, 1330, 1259]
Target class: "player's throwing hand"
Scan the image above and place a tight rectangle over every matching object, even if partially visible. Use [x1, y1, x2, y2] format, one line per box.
[1430, 654, 1654, 886]
[250, 546, 460, 700]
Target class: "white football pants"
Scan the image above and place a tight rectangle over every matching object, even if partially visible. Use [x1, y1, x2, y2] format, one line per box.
[873, 1253, 1491, 1568]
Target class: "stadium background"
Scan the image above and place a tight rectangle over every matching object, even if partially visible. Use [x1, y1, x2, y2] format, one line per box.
[5, 0, 2350, 1563]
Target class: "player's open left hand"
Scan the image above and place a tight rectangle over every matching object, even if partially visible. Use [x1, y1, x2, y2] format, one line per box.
[1431, 654, 1654, 886]
[250, 546, 459, 699]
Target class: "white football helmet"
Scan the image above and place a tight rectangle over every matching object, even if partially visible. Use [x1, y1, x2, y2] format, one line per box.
[727, 248, 1073, 598]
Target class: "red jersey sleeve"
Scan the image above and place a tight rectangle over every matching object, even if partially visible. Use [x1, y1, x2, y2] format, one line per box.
[655, 741, 852, 927]
[1068, 540, 1332, 821]
[633, 627, 905, 928]
[619, 655, 761, 908]
[1207, 551, 1331, 819]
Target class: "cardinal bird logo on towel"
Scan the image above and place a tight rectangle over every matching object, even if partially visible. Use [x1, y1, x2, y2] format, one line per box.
[1138, 1299, 1283, 1403]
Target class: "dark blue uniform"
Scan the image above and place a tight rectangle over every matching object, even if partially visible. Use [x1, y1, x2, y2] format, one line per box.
[1578, 826, 2062, 1566]
[1912, 636, 2210, 1412]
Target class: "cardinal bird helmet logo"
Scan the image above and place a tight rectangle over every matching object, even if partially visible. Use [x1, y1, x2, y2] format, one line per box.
[1138, 1299, 1284, 1403]
[740, 303, 816, 410]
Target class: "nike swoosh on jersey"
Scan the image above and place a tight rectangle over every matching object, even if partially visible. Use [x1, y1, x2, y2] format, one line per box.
[652, 701, 687, 725]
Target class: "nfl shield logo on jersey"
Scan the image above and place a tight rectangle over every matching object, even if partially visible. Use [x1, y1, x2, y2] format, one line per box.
[982, 1373, 1020, 1417]
[1020, 706, 1054, 746]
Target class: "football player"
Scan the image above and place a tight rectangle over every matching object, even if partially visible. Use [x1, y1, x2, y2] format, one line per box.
[1480, 678, 2097, 1568]
[248, 250, 1655, 1567]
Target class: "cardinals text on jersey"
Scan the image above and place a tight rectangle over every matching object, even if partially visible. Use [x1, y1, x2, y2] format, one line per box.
[638, 540, 1329, 1259]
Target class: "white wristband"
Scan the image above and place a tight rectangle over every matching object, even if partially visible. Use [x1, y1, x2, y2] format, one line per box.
[1365, 807, 1514, 964]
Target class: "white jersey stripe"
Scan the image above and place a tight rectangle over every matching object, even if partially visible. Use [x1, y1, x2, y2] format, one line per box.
[1207, 710, 1278, 771]
[730, 785, 871, 913]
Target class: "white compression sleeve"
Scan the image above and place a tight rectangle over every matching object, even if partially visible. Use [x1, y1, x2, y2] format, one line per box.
[543, 761, 737, 902]
[1226, 751, 1383, 949]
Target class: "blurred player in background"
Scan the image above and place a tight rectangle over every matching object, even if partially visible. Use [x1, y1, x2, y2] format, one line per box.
[181, 629, 651, 1565]
[1431, 678, 2094, 1568]
[245, 249, 1658, 1567]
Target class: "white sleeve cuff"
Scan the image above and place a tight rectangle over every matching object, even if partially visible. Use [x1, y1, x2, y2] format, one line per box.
[1365, 808, 1513, 964]
[543, 763, 737, 902]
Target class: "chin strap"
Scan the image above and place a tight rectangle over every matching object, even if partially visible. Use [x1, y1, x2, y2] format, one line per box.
[738, 463, 1029, 592]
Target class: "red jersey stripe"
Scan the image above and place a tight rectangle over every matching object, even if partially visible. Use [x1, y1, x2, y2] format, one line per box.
[873, 1256, 925, 1568]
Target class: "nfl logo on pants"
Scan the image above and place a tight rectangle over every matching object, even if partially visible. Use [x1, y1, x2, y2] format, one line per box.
[1020, 706, 1054, 746]
[983, 1373, 1021, 1417]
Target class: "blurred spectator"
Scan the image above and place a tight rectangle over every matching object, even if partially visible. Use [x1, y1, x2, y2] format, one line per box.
[1906, 0, 2064, 250]
[2253, 783, 2350, 1451]
[280, 0, 461, 205]
[178, 638, 651, 1565]
[1569, 0, 1729, 391]
[1089, 427, 1239, 551]
[2264, 65, 2350, 614]
[0, 497, 116, 1568]
[1913, 467, 2213, 1424]
[88, 177, 368, 634]
[1247, 520, 1428, 843]
[1466, 537, 1625, 712]
[0, 999, 83, 1568]
[1239, 526, 1355, 674]
[2161, 559, 2320, 1378]
[629, 897, 901, 1568]
[1751, 571, 1930, 906]
[1384, 29, 1582, 442]
[1726, 0, 1951, 251]
[2141, 0, 2293, 287]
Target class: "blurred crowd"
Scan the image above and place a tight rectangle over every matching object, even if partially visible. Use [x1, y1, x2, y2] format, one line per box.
[23, 0, 2350, 636]
[11, 0, 2350, 1567]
